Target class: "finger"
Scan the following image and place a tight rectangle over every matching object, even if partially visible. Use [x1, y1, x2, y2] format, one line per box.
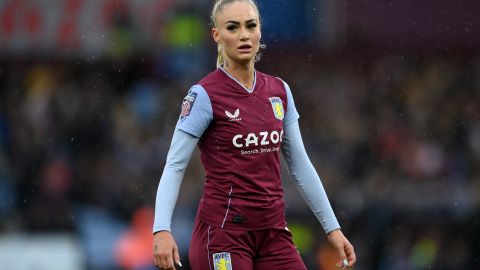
[173, 244, 182, 267]
[345, 244, 356, 267]
[336, 259, 349, 269]
[161, 256, 174, 270]
[154, 246, 170, 269]
[335, 243, 348, 268]
[154, 248, 162, 268]
[160, 256, 167, 269]
[167, 255, 176, 270]
[157, 246, 174, 269]
[154, 255, 161, 269]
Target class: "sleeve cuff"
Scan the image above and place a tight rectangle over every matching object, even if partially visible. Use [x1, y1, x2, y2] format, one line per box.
[153, 225, 171, 234]
[322, 220, 341, 234]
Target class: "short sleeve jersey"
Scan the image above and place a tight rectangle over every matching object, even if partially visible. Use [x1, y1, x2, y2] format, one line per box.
[177, 68, 299, 230]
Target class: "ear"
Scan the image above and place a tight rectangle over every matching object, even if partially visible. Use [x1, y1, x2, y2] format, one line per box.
[212, 28, 221, 44]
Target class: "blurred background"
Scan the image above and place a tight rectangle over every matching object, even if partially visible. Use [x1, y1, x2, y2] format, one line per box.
[0, 0, 479, 269]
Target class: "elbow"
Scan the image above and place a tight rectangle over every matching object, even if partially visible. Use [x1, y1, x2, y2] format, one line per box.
[165, 159, 187, 176]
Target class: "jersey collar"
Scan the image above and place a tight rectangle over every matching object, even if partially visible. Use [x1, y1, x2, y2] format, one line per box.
[219, 66, 257, 94]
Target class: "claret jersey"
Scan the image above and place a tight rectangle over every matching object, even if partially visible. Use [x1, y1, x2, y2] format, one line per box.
[177, 68, 299, 230]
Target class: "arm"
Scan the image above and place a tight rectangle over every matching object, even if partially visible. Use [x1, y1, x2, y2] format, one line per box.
[153, 129, 198, 269]
[153, 85, 212, 270]
[281, 121, 356, 268]
[154, 84, 212, 232]
[153, 129, 199, 233]
[281, 121, 340, 233]
[280, 79, 340, 232]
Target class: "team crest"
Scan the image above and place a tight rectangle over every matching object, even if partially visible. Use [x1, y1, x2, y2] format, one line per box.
[213, 252, 232, 270]
[180, 92, 197, 118]
[269, 97, 284, 120]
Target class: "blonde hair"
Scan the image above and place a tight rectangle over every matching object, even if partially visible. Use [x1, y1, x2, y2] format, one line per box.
[211, 0, 266, 68]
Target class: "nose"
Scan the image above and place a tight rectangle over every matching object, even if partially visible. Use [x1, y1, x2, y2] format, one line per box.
[239, 27, 249, 41]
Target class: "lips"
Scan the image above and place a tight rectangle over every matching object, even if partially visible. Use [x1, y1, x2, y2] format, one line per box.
[238, 44, 252, 52]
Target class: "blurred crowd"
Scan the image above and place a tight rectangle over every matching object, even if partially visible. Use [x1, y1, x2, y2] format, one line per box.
[1, 48, 479, 269]
[268, 50, 480, 270]
[1, 0, 480, 270]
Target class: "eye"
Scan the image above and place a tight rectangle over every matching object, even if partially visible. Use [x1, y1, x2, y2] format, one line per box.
[247, 23, 257, 29]
[226, 25, 237, 31]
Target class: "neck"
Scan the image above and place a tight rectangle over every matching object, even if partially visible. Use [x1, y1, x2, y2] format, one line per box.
[223, 61, 255, 90]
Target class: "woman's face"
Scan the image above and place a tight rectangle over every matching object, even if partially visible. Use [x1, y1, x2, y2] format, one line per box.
[212, 1, 261, 66]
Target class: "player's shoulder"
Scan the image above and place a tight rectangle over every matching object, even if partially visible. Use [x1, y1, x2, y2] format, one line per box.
[256, 70, 287, 86]
[197, 68, 225, 87]
[256, 70, 279, 80]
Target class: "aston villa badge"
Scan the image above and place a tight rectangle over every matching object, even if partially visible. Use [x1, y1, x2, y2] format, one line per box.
[269, 97, 284, 120]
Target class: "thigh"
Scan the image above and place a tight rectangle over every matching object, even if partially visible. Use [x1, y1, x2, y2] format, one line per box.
[253, 227, 307, 270]
[189, 218, 254, 270]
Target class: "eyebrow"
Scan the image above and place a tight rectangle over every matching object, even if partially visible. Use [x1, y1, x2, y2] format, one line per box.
[225, 19, 257, 25]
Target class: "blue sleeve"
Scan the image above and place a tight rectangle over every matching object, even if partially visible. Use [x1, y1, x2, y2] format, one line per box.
[281, 120, 341, 234]
[281, 80, 300, 127]
[153, 129, 199, 233]
[176, 85, 213, 138]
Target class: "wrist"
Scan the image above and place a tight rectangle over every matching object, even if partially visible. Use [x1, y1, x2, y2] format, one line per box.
[153, 230, 171, 235]
[327, 228, 341, 235]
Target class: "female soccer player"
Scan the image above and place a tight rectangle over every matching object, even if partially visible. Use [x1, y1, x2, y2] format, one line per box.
[153, 0, 356, 269]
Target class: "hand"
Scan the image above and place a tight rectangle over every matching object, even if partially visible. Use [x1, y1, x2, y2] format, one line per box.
[327, 229, 356, 268]
[153, 231, 182, 269]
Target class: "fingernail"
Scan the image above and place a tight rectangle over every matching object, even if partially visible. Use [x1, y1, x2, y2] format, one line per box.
[178, 261, 183, 267]
[343, 259, 349, 267]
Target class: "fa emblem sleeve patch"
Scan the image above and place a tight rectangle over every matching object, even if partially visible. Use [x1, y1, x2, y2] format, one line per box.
[180, 92, 197, 118]
[213, 252, 232, 270]
[269, 97, 285, 120]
